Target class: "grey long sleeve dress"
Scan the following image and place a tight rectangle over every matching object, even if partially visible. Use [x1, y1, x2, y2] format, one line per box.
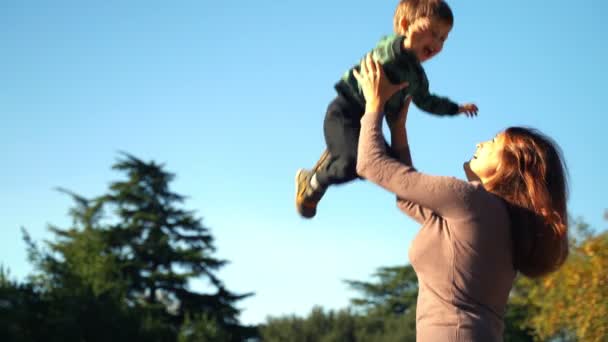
[356, 111, 517, 342]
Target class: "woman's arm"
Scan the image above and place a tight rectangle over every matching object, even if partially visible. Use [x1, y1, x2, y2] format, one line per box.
[389, 98, 434, 223]
[387, 97, 409, 159]
[354, 54, 477, 220]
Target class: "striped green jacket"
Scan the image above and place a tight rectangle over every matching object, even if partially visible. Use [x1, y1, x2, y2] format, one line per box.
[335, 34, 460, 118]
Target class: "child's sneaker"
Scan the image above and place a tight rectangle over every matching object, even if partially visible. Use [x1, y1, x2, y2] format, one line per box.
[295, 168, 326, 218]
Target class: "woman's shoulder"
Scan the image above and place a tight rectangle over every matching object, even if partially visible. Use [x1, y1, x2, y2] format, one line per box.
[467, 181, 510, 219]
[442, 178, 507, 217]
[465, 180, 505, 205]
[431, 176, 485, 198]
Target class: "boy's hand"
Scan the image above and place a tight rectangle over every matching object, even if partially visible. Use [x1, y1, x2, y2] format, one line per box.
[458, 103, 479, 117]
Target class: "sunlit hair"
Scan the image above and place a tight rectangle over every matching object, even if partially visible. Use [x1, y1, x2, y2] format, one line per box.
[485, 127, 569, 278]
[393, 0, 454, 35]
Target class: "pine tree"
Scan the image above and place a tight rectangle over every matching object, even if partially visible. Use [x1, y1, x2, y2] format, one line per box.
[20, 191, 146, 342]
[102, 153, 254, 338]
[345, 265, 418, 316]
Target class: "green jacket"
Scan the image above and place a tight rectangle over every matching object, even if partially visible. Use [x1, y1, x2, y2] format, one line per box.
[335, 34, 459, 118]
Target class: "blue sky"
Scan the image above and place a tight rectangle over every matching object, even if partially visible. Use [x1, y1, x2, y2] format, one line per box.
[1, 0, 606, 325]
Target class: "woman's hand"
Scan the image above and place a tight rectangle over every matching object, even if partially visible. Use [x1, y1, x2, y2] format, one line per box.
[353, 53, 409, 114]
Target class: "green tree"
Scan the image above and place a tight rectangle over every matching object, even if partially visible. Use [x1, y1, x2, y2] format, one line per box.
[345, 265, 417, 341]
[346, 265, 418, 317]
[260, 266, 419, 342]
[28, 190, 126, 299]
[503, 281, 538, 342]
[513, 217, 608, 341]
[0, 266, 51, 342]
[21, 191, 163, 341]
[101, 153, 255, 340]
[8, 153, 257, 341]
[261, 307, 358, 342]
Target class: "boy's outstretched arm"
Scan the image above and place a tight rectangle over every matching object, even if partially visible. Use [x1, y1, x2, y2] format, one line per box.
[412, 91, 459, 116]
[412, 78, 478, 117]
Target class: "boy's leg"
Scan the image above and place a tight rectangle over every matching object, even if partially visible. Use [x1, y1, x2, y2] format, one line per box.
[295, 95, 362, 218]
[316, 104, 361, 186]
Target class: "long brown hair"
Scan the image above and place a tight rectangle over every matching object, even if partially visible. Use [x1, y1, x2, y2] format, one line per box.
[485, 127, 569, 278]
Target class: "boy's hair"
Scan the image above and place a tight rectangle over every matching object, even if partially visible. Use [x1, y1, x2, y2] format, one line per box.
[393, 0, 454, 34]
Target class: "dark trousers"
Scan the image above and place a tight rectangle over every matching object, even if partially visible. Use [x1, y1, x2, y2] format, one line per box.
[315, 93, 391, 187]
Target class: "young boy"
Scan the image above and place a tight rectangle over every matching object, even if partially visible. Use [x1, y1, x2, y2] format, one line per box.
[296, 0, 478, 218]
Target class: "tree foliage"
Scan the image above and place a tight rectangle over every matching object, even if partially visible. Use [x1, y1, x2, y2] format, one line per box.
[260, 265, 419, 341]
[1, 153, 256, 341]
[512, 218, 608, 341]
[101, 153, 251, 335]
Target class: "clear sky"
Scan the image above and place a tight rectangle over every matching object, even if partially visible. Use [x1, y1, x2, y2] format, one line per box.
[1, 0, 607, 325]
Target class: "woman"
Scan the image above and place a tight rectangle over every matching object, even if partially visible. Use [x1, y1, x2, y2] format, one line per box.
[353, 54, 569, 341]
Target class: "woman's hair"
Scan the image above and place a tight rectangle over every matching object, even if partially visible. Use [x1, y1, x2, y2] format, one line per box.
[485, 127, 569, 278]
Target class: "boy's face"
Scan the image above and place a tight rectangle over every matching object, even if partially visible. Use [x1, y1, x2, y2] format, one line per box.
[403, 17, 452, 62]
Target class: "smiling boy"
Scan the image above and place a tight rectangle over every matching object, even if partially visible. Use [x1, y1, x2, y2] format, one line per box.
[296, 0, 478, 218]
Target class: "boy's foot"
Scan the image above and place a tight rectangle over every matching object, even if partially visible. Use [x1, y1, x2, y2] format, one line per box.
[295, 150, 331, 218]
[295, 168, 326, 219]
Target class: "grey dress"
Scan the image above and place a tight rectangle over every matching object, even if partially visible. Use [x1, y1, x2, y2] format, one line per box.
[357, 111, 517, 341]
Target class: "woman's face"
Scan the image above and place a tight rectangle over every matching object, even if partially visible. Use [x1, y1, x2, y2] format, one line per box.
[469, 132, 506, 182]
